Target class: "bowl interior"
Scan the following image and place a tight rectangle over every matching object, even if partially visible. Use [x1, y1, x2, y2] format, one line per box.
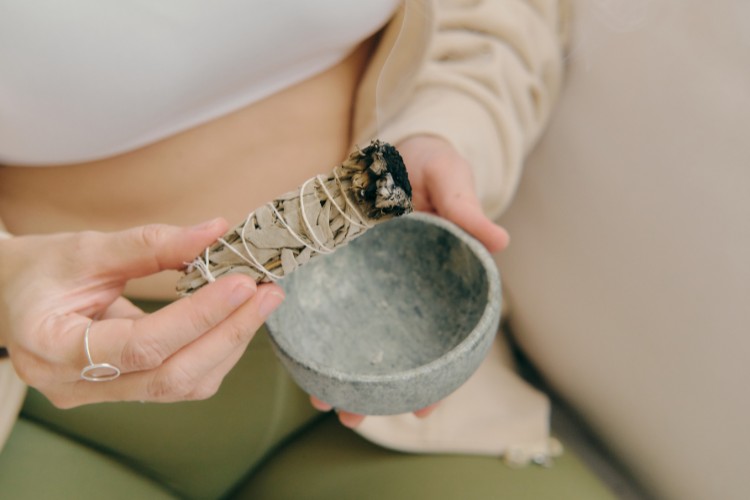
[268, 214, 491, 378]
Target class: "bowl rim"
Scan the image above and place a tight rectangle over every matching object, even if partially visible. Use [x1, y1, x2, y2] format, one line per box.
[267, 212, 502, 384]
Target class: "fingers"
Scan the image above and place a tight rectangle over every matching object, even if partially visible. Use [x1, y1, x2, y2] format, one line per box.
[111, 275, 260, 373]
[99, 297, 146, 321]
[186, 340, 249, 401]
[309, 396, 438, 428]
[337, 411, 366, 429]
[398, 136, 509, 253]
[85, 218, 229, 281]
[413, 402, 439, 419]
[140, 284, 284, 401]
[424, 165, 509, 252]
[310, 396, 366, 428]
[4, 218, 279, 408]
[46, 274, 257, 379]
[310, 395, 333, 411]
[60, 283, 284, 407]
[436, 194, 510, 253]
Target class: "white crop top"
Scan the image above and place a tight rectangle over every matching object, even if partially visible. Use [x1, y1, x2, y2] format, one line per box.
[0, 0, 400, 166]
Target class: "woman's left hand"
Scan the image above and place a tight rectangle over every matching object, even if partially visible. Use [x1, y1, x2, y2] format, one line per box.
[310, 134, 509, 427]
[310, 396, 439, 428]
[398, 134, 509, 253]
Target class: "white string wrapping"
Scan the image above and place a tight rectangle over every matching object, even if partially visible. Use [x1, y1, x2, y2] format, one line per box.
[176, 140, 411, 295]
[178, 168, 373, 293]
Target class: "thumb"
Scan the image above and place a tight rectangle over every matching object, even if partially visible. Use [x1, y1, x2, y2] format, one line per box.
[85, 218, 229, 280]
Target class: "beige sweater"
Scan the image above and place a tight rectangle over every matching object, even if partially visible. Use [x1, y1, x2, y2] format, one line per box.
[0, 0, 568, 456]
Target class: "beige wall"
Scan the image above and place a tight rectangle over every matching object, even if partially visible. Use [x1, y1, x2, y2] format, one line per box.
[497, 1, 750, 499]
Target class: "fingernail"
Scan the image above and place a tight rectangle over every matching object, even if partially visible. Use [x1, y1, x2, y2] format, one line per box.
[191, 218, 222, 232]
[229, 281, 256, 307]
[258, 289, 285, 317]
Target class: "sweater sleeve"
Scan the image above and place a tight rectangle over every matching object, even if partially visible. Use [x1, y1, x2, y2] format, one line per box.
[0, 360, 25, 453]
[379, 0, 569, 219]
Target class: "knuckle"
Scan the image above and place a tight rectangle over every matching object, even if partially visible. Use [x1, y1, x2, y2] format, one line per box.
[187, 382, 220, 402]
[120, 335, 166, 371]
[146, 366, 196, 401]
[51, 397, 74, 410]
[12, 318, 80, 386]
[65, 231, 104, 274]
[10, 353, 40, 387]
[130, 224, 172, 270]
[136, 224, 169, 249]
[68, 230, 95, 257]
[184, 301, 219, 334]
[223, 322, 253, 350]
[29, 316, 61, 357]
[75, 230, 100, 250]
[46, 391, 77, 410]
[8, 345, 56, 389]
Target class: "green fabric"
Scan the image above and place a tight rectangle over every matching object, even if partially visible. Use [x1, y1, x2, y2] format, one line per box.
[1, 416, 616, 500]
[20, 328, 320, 499]
[0, 419, 175, 499]
[231, 415, 617, 500]
[3, 298, 616, 499]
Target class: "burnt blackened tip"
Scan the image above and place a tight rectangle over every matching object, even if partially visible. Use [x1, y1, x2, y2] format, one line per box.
[360, 140, 412, 198]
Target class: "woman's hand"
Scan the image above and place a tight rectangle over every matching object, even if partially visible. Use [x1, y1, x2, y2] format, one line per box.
[310, 396, 439, 428]
[398, 135, 509, 252]
[0, 219, 284, 408]
[311, 134, 509, 427]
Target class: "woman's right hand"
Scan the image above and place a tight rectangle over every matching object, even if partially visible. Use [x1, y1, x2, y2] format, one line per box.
[0, 218, 284, 408]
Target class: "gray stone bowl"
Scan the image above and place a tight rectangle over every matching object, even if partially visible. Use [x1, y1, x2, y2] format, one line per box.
[266, 212, 501, 415]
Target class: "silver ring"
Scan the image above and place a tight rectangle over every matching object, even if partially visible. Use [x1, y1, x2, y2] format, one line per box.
[80, 319, 121, 382]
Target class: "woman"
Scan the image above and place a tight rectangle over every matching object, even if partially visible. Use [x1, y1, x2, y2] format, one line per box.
[0, 1, 611, 498]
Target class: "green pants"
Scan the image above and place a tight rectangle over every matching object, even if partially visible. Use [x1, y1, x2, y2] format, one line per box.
[0, 304, 614, 499]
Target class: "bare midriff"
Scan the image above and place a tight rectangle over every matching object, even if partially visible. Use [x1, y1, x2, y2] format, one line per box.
[0, 40, 376, 299]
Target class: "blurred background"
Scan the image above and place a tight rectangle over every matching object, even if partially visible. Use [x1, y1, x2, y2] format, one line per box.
[497, 1, 749, 499]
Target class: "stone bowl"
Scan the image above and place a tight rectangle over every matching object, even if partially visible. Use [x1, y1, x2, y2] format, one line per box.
[266, 212, 501, 415]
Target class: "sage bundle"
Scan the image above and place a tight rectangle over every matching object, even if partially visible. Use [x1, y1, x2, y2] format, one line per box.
[176, 140, 413, 295]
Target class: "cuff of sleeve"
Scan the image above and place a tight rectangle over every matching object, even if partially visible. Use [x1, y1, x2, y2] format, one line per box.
[354, 336, 553, 459]
[0, 359, 26, 454]
[377, 87, 521, 220]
